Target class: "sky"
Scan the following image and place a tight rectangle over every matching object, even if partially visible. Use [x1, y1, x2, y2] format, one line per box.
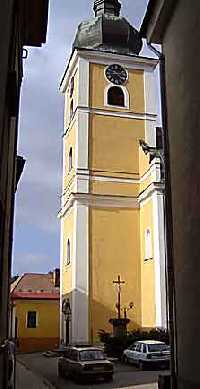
[12, 0, 152, 275]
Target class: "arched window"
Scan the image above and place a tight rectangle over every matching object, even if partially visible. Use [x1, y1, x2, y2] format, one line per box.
[70, 99, 74, 120]
[67, 239, 70, 265]
[70, 76, 74, 98]
[69, 147, 72, 172]
[107, 86, 125, 107]
[145, 228, 152, 260]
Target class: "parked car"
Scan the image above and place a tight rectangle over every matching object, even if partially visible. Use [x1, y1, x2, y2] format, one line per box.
[58, 345, 113, 382]
[122, 340, 170, 370]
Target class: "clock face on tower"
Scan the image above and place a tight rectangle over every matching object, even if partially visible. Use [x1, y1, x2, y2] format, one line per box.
[105, 64, 128, 85]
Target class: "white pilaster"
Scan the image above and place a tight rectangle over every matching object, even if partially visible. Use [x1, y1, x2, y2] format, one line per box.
[153, 191, 167, 328]
[144, 68, 157, 147]
[75, 111, 89, 173]
[78, 57, 90, 107]
[11, 306, 16, 338]
[71, 200, 89, 343]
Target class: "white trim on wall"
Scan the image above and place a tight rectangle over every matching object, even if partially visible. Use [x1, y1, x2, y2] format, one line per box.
[60, 50, 158, 94]
[152, 191, 167, 328]
[71, 200, 89, 343]
[60, 217, 64, 342]
[144, 68, 157, 147]
[11, 306, 16, 338]
[104, 84, 130, 109]
[78, 57, 90, 107]
[75, 111, 89, 175]
[80, 50, 158, 70]
[60, 193, 139, 218]
[139, 182, 164, 206]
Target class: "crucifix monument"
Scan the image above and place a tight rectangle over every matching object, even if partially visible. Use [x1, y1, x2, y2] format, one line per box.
[109, 275, 130, 337]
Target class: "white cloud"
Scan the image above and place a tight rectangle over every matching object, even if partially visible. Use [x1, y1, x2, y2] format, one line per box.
[12, 252, 55, 275]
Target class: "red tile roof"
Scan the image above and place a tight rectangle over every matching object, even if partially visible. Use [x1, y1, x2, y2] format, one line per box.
[11, 272, 60, 301]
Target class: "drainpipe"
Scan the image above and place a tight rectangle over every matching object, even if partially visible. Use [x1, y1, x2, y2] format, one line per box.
[147, 43, 178, 389]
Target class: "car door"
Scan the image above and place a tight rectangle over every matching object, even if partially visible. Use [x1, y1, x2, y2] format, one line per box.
[68, 350, 79, 377]
[140, 344, 147, 361]
[60, 349, 71, 376]
[128, 344, 137, 362]
[134, 343, 142, 363]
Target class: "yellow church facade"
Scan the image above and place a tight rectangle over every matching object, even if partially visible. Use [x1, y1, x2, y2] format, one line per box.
[59, 0, 166, 344]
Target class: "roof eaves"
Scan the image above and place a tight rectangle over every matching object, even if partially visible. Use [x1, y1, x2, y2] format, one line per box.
[140, 0, 178, 44]
[22, 0, 49, 47]
[10, 274, 25, 294]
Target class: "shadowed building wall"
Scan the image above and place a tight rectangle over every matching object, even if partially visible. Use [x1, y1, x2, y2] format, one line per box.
[141, 1, 200, 387]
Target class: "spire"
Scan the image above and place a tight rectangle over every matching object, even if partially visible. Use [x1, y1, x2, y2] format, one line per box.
[93, 0, 121, 17]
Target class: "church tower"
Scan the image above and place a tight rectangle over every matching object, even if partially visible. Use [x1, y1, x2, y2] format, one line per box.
[59, 0, 166, 344]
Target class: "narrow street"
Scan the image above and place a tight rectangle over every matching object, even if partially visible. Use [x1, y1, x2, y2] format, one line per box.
[16, 353, 167, 389]
[16, 361, 53, 389]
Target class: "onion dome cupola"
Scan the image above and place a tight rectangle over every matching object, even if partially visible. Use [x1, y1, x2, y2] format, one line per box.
[73, 0, 143, 55]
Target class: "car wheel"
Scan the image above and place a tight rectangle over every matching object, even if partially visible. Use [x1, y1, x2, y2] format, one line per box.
[123, 355, 129, 364]
[139, 361, 144, 370]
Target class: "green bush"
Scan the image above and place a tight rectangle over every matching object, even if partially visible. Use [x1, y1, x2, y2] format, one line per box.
[98, 328, 169, 358]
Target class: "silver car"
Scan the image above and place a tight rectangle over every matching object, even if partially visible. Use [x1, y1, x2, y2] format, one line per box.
[58, 346, 113, 382]
[122, 340, 170, 370]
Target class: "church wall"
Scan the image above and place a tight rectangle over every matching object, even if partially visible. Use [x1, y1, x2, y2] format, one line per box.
[89, 63, 145, 113]
[140, 197, 156, 327]
[90, 181, 139, 197]
[140, 174, 154, 194]
[64, 67, 79, 128]
[59, 48, 163, 344]
[63, 120, 77, 192]
[139, 146, 151, 178]
[89, 114, 145, 175]
[61, 207, 74, 296]
[89, 206, 141, 340]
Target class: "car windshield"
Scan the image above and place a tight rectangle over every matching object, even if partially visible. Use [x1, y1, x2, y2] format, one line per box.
[79, 350, 105, 361]
[148, 344, 170, 352]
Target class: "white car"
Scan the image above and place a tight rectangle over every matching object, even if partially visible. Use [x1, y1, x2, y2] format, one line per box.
[122, 340, 170, 370]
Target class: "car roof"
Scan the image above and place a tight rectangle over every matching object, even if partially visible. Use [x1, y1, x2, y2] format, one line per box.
[69, 346, 103, 352]
[135, 340, 165, 345]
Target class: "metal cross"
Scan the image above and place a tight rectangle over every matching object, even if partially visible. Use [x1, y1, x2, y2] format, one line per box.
[113, 275, 125, 319]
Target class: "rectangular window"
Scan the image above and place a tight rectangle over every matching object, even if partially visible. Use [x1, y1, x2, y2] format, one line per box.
[27, 311, 37, 328]
[145, 228, 152, 260]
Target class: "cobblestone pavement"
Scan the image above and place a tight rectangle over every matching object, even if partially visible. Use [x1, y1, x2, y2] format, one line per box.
[16, 361, 54, 389]
[16, 353, 167, 389]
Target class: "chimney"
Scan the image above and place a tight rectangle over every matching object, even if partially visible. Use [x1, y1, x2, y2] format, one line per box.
[53, 268, 60, 288]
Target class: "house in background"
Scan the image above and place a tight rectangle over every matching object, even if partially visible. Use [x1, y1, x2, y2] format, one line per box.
[10, 269, 60, 353]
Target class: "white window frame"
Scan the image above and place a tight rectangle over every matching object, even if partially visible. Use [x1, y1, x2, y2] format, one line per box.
[104, 84, 130, 109]
[145, 228, 153, 261]
[66, 239, 71, 266]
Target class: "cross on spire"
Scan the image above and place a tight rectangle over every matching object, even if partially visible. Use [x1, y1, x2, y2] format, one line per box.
[94, 0, 121, 17]
[113, 275, 125, 319]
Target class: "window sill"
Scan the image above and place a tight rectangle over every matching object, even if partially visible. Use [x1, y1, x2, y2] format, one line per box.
[105, 103, 129, 110]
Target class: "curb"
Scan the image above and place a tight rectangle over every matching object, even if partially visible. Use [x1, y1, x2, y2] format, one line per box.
[17, 360, 55, 389]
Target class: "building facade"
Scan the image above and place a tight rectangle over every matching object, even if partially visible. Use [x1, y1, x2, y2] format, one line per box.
[59, 0, 166, 344]
[141, 1, 200, 388]
[0, 1, 49, 386]
[10, 270, 60, 353]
